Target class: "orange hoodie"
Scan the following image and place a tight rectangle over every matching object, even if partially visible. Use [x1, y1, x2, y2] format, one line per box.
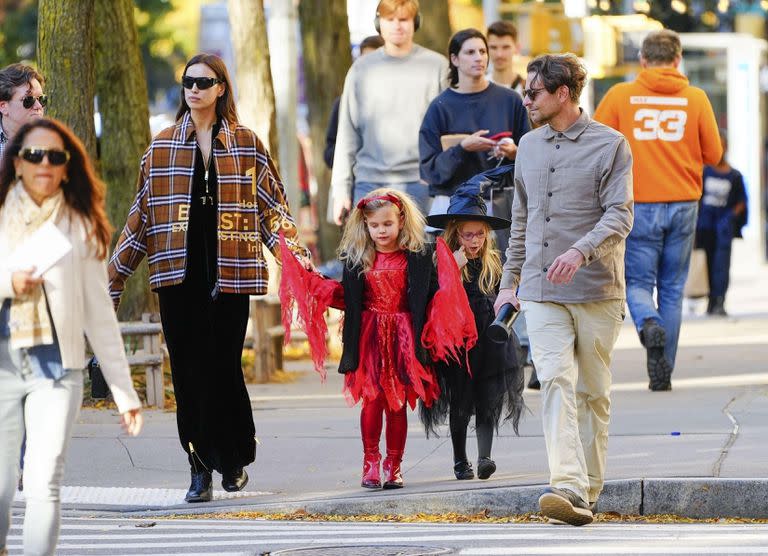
[593, 67, 722, 203]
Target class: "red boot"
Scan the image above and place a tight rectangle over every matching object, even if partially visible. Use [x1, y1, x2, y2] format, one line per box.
[382, 450, 403, 489]
[360, 398, 384, 489]
[361, 452, 381, 489]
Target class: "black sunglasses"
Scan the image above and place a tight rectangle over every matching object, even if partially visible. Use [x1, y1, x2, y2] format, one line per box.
[19, 147, 70, 166]
[21, 94, 48, 109]
[522, 87, 547, 102]
[182, 76, 222, 90]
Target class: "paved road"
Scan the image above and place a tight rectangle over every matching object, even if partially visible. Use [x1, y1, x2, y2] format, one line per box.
[57, 311, 768, 510]
[6, 513, 768, 555]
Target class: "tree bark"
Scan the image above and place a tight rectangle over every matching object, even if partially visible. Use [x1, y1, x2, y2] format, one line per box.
[298, 0, 351, 261]
[37, 0, 97, 159]
[416, 0, 452, 56]
[227, 0, 279, 156]
[95, 0, 155, 320]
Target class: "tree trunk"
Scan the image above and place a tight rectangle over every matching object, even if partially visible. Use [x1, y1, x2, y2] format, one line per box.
[227, 0, 278, 156]
[298, 0, 351, 261]
[95, 0, 155, 320]
[37, 0, 97, 159]
[416, 0, 452, 56]
[268, 0, 300, 217]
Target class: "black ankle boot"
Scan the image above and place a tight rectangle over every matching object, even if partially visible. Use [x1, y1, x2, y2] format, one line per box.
[222, 467, 249, 492]
[185, 470, 212, 503]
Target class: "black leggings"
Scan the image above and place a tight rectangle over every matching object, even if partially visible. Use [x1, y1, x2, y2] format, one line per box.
[449, 411, 494, 463]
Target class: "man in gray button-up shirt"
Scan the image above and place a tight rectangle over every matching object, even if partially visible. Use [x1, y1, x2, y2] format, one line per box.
[495, 54, 633, 527]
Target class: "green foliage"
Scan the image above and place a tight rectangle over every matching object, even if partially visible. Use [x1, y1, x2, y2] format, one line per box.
[134, 0, 190, 100]
[0, 0, 190, 100]
[0, 0, 38, 67]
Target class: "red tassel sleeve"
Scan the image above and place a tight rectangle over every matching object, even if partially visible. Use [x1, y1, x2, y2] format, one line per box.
[278, 233, 344, 381]
[421, 238, 478, 371]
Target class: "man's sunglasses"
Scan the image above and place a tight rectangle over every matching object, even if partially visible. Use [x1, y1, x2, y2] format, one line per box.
[522, 87, 547, 102]
[20, 94, 48, 109]
[19, 147, 70, 166]
[182, 76, 222, 90]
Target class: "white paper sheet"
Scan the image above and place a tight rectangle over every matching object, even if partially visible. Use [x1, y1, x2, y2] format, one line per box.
[6, 221, 72, 277]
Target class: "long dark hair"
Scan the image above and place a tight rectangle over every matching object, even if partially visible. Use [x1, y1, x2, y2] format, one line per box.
[0, 118, 113, 258]
[175, 53, 239, 124]
[448, 28, 488, 88]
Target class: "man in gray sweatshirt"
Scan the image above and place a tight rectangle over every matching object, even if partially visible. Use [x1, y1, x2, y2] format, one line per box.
[331, 0, 447, 223]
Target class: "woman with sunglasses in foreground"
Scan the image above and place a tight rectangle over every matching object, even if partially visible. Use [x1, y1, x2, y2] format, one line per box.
[109, 53, 309, 503]
[0, 118, 143, 556]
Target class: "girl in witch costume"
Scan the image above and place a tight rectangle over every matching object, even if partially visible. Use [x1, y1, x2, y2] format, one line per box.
[280, 188, 477, 490]
[422, 184, 525, 481]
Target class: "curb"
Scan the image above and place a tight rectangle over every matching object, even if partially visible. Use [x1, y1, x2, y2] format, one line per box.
[71, 478, 768, 520]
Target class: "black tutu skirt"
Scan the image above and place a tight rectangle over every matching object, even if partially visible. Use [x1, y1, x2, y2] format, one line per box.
[420, 259, 525, 436]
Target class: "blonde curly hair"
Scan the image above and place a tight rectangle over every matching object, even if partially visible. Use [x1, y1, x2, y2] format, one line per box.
[338, 188, 427, 272]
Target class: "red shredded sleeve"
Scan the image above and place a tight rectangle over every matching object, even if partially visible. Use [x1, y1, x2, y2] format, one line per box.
[278, 233, 343, 381]
[421, 237, 478, 372]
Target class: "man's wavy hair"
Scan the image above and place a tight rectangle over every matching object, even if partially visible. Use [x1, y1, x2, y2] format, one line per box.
[526, 53, 587, 103]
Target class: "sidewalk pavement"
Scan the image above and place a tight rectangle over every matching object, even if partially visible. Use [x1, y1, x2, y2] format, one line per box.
[18, 241, 768, 519]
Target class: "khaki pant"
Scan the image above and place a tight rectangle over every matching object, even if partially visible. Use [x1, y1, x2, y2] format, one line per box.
[522, 299, 624, 503]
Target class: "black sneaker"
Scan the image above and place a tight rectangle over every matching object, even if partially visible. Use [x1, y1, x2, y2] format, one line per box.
[538, 487, 593, 526]
[453, 460, 474, 480]
[477, 457, 496, 480]
[640, 320, 673, 391]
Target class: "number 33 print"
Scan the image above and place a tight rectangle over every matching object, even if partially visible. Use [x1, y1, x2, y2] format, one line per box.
[633, 109, 687, 142]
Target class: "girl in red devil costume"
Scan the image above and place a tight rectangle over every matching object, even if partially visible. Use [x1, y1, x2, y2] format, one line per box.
[279, 188, 477, 490]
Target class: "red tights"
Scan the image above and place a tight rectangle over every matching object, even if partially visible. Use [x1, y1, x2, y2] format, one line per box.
[360, 395, 407, 459]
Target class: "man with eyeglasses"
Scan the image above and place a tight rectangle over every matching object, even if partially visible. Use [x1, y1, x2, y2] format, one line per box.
[495, 54, 633, 526]
[0, 64, 46, 160]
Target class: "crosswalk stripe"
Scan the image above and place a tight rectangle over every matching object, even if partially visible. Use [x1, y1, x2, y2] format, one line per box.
[462, 548, 768, 555]
[7, 531, 768, 550]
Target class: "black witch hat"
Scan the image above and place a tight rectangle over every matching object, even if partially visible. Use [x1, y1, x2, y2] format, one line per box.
[426, 183, 511, 230]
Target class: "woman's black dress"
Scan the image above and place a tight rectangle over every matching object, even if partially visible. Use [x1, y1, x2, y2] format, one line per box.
[156, 128, 256, 474]
[421, 258, 525, 435]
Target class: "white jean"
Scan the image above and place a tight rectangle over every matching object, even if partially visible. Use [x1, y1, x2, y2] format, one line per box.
[522, 299, 624, 503]
[0, 364, 82, 556]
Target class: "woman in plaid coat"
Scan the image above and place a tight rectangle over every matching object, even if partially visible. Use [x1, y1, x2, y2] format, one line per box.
[108, 53, 308, 503]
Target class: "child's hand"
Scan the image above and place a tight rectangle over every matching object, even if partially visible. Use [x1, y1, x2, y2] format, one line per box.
[300, 256, 315, 272]
[453, 245, 468, 268]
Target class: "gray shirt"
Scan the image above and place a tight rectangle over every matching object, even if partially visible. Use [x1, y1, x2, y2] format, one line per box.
[501, 110, 634, 303]
[331, 45, 447, 201]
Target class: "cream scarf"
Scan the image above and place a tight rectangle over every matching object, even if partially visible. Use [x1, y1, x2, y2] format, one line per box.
[2, 179, 64, 349]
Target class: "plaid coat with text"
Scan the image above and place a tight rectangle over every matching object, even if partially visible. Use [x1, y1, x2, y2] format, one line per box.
[108, 112, 308, 305]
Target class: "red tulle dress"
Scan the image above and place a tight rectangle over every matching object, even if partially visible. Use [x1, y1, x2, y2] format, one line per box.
[343, 250, 439, 412]
[279, 235, 477, 413]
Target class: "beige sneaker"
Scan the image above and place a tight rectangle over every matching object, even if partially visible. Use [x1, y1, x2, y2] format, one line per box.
[539, 487, 594, 526]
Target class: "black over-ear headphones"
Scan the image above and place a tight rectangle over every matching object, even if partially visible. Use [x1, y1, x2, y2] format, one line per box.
[374, 1, 422, 33]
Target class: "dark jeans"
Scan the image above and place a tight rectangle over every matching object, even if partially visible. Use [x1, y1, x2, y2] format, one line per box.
[697, 223, 734, 299]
